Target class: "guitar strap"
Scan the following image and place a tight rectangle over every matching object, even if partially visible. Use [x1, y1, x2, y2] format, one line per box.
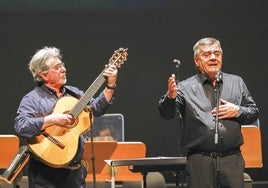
[64, 87, 94, 112]
[64, 87, 81, 99]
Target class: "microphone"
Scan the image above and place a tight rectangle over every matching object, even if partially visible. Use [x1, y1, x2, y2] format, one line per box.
[173, 59, 182, 119]
[216, 71, 223, 83]
[173, 59, 181, 84]
[173, 59, 181, 70]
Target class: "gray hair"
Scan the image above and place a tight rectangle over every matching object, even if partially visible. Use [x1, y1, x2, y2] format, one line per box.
[193, 37, 223, 57]
[28, 46, 62, 82]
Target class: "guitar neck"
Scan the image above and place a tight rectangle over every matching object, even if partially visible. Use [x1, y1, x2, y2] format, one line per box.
[69, 70, 106, 118]
[68, 47, 128, 119]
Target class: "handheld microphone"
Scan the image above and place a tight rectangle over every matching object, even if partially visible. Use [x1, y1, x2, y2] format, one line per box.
[173, 59, 181, 70]
[173, 59, 182, 119]
[216, 71, 223, 83]
[173, 59, 181, 84]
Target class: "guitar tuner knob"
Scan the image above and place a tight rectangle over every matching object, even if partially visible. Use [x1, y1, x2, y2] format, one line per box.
[117, 47, 128, 52]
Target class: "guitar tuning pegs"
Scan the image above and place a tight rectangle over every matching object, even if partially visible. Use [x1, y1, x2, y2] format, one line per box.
[117, 47, 128, 52]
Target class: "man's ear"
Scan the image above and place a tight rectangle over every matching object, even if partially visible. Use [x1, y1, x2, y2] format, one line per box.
[194, 57, 199, 68]
[39, 72, 48, 81]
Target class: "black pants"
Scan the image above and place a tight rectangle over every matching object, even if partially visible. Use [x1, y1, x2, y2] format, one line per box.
[186, 153, 245, 188]
[28, 159, 87, 188]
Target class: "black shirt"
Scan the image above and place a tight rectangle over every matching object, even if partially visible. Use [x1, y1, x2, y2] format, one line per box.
[159, 72, 259, 152]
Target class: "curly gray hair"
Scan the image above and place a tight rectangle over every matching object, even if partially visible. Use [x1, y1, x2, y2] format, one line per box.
[28, 46, 62, 82]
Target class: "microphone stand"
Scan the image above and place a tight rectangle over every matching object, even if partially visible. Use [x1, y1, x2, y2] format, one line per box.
[173, 59, 185, 188]
[173, 59, 182, 120]
[214, 80, 221, 188]
[87, 107, 97, 188]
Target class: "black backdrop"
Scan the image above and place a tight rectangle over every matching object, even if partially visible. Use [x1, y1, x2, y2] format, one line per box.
[0, 0, 267, 182]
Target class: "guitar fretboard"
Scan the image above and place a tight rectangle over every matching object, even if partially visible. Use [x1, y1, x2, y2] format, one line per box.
[69, 70, 106, 118]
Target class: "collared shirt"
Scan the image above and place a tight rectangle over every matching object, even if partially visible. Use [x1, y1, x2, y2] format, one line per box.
[14, 84, 112, 165]
[159, 72, 259, 152]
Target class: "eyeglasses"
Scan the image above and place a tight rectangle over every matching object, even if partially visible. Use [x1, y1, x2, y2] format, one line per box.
[49, 62, 65, 71]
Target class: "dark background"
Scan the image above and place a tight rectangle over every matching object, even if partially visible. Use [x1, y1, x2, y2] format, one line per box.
[0, 0, 267, 182]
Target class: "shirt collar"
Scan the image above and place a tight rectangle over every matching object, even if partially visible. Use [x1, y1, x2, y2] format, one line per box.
[197, 71, 209, 85]
[40, 84, 66, 95]
[197, 71, 223, 85]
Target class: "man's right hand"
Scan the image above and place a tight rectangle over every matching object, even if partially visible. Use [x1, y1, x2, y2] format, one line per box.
[42, 113, 74, 130]
[167, 74, 178, 99]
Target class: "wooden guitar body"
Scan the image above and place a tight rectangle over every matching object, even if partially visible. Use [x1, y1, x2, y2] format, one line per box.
[28, 96, 91, 168]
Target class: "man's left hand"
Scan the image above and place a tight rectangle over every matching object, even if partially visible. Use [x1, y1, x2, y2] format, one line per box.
[211, 99, 239, 119]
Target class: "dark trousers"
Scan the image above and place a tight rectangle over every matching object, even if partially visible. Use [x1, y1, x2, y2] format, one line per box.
[28, 159, 87, 188]
[186, 153, 245, 188]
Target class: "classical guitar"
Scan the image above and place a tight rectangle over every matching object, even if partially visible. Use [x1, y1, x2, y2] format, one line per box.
[27, 48, 128, 168]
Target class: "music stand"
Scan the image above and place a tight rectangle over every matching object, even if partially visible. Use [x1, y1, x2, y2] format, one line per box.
[0, 135, 20, 169]
[241, 125, 263, 168]
[105, 156, 187, 188]
[0, 135, 27, 187]
[83, 141, 117, 182]
[83, 141, 146, 187]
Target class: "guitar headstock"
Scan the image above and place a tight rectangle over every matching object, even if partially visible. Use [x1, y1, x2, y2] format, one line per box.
[109, 47, 128, 68]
